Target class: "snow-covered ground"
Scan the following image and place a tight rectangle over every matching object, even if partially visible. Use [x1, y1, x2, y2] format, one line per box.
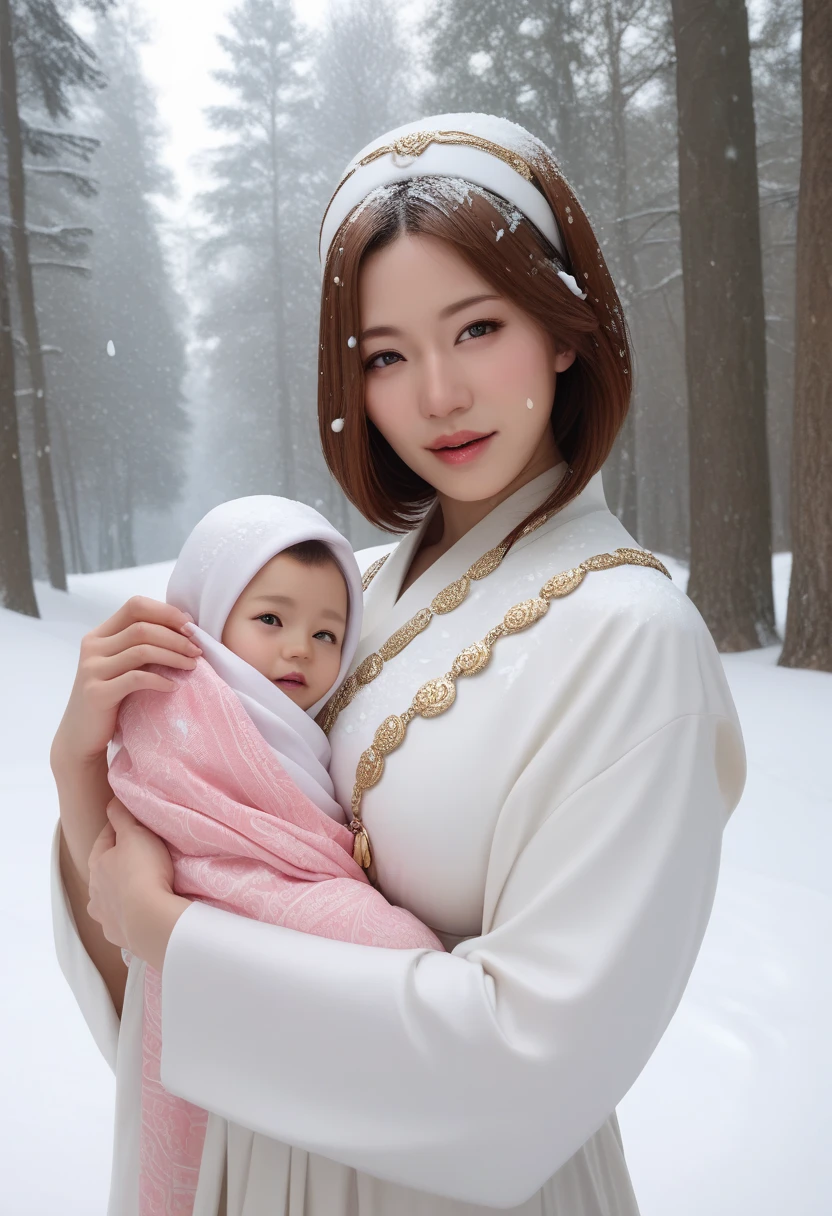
[2, 552, 829, 1214]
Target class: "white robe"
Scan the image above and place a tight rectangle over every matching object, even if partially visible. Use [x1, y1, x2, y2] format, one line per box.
[50, 465, 746, 1215]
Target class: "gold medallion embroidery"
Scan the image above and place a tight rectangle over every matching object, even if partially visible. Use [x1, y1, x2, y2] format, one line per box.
[317, 508, 563, 736]
[379, 607, 432, 661]
[348, 548, 671, 874]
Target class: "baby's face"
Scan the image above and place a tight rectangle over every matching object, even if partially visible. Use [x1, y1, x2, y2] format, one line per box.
[221, 553, 348, 712]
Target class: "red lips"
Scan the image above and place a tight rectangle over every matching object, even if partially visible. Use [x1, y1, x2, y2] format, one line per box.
[427, 429, 493, 451]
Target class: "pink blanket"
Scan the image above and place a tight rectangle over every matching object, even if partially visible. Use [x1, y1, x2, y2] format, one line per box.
[109, 659, 442, 1216]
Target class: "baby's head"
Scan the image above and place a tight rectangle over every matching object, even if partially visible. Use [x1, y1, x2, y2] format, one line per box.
[221, 540, 348, 712]
[166, 495, 364, 718]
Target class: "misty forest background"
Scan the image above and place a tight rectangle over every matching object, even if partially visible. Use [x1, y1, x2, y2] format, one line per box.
[1, 0, 829, 666]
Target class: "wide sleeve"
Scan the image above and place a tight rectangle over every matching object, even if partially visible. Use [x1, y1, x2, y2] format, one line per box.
[160, 708, 744, 1208]
[49, 819, 121, 1073]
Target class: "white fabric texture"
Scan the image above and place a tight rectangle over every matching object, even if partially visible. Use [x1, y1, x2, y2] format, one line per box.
[319, 112, 566, 263]
[51, 467, 746, 1215]
[164, 495, 364, 820]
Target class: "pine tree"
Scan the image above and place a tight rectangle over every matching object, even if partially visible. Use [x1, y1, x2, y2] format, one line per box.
[0, 0, 111, 588]
[312, 0, 412, 178]
[18, 122, 98, 577]
[197, 0, 310, 502]
[576, 0, 675, 537]
[194, 0, 409, 549]
[303, 0, 414, 537]
[613, 91, 689, 560]
[670, 0, 777, 650]
[422, 0, 678, 543]
[424, 1, 585, 183]
[32, 7, 189, 570]
[751, 0, 802, 554]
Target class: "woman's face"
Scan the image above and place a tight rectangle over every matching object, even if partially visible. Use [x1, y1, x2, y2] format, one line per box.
[358, 233, 576, 503]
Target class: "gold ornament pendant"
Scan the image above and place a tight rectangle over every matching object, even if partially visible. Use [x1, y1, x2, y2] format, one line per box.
[350, 819, 372, 869]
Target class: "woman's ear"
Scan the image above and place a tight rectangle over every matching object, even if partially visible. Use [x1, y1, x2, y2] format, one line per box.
[554, 347, 577, 373]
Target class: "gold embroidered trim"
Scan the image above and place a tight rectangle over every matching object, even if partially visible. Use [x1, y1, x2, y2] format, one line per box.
[320, 130, 536, 258]
[345, 547, 671, 872]
[316, 500, 564, 736]
[357, 131, 534, 181]
[361, 553, 389, 592]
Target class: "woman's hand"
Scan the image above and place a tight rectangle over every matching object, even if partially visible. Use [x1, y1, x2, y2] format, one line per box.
[52, 596, 202, 769]
[87, 798, 192, 972]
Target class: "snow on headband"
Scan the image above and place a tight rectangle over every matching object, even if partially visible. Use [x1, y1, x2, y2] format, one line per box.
[319, 112, 571, 264]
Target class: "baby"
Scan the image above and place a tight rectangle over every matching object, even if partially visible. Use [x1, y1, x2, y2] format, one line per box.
[109, 496, 441, 1216]
[149, 494, 365, 826]
[220, 538, 349, 713]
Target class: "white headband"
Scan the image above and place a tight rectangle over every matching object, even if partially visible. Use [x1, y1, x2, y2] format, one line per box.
[319, 112, 566, 266]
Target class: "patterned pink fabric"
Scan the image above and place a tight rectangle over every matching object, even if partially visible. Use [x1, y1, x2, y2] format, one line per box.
[109, 659, 443, 1216]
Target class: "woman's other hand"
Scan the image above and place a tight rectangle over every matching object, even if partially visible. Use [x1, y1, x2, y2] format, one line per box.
[87, 798, 192, 972]
[51, 595, 201, 769]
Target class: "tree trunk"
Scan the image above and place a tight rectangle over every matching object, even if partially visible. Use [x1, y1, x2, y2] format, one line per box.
[0, 0, 67, 590]
[52, 405, 89, 573]
[671, 0, 776, 650]
[98, 493, 115, 569]
[0, 242, 38, 615]
[779, 0, 832, 671]
[117, 456, 136, 568]
[543, 0, 582, 182]
[269, 89, 296, 500]
[601, 0, 640, 538]
[96, 452, 115, 569]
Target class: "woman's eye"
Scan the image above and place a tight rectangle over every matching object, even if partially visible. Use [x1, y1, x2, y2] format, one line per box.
[258, 614, 281, 627]
[366, 350, 401, 371]
[459, 320, 500, 343]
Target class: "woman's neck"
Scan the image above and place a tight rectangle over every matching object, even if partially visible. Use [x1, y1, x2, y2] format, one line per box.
[428, 441, 563, 554]
[398, 442, 564, 598]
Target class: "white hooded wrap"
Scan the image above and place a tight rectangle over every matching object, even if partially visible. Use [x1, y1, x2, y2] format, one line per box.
[165, 496, 363, 822]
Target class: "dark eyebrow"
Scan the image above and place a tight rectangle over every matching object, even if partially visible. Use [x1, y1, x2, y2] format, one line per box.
[359, 294, 502, 342]
[439, 292, 502, 320]
[250, 593, 346, 626]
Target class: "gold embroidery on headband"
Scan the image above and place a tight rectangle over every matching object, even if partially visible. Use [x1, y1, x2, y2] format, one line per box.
[319, 130, 537, 257]
[357, 131, 534, 181]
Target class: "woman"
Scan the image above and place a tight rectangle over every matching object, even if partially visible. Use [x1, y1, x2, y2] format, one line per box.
[50, 113, 746, 1216]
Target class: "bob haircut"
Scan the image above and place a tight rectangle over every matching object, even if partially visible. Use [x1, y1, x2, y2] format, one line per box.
[317, 148, 631, 549]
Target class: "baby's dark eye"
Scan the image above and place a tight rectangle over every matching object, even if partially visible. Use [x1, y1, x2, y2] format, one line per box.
[258, 613, 281, 627]
[314, 631, 338, 644]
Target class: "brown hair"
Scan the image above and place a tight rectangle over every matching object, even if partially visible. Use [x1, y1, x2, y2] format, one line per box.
[317, 149, 631, 548]
[279, 540, 350, 639]
[281, 539, 338, 567]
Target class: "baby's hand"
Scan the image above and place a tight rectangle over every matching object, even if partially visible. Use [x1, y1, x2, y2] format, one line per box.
[52, 596, 202, 768]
